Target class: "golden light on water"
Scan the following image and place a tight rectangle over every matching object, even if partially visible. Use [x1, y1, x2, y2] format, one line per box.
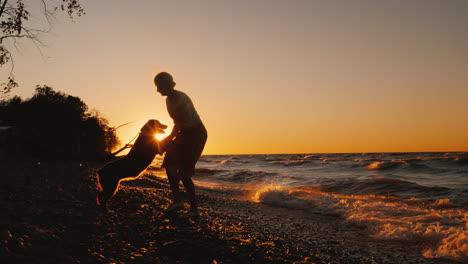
[252, 184, 283, 203]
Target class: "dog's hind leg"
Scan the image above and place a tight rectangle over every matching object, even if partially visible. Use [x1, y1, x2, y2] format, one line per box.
[96, 171, 120, 209]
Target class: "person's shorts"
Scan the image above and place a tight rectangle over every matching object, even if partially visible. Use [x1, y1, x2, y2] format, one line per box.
[162, 124, 207, 176]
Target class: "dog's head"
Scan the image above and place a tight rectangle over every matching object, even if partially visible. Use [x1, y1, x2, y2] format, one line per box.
[140, 119, 168, 136]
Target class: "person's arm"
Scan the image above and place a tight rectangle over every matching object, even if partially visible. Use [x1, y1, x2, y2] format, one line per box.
[168, 123, 179, 139]
[160, 123, 178, 152]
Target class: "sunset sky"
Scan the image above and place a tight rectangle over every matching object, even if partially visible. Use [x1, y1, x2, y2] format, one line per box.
[2, 0, 468, 154]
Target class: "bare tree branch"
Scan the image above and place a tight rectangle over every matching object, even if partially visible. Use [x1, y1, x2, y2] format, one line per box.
[0, 34, 26, 41]
[0, 0, 8, 18]
[41, 0, 54, 23]
[0, 0, 84, 94]
[3, 48, 14, 75]
[112, 121, 138, 131]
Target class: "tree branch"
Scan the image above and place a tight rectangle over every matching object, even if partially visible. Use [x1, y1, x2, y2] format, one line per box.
[0, 0, 84, 94]
[0, 0, 8, 18]
[41, 0, 54, 23]
[4, 48, 15, 75]
[0, 34, 27, 41]
[112, 121, 137, 131]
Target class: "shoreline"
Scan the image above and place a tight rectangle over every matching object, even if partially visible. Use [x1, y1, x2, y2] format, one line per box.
[0, 160, 462, 263]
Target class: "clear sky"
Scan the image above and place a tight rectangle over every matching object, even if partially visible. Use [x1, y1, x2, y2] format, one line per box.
[2, 0, 468, 154]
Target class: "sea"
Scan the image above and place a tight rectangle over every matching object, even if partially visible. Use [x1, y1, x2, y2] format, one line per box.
[157, 152, 468, 260]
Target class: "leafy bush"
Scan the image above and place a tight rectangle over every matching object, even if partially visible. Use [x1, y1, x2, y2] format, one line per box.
[0, 86, 119, 160]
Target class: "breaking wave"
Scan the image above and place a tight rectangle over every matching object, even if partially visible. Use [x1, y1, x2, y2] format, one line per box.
[366, 160, 406, 170]
[251, 185, 468, 262]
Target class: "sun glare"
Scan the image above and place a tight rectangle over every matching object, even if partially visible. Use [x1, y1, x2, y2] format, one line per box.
[154, 133, 168, 141]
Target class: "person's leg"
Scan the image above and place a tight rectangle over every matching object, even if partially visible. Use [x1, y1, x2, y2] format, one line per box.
[180, 167, 198, 213]
[165, 166, 183, 205]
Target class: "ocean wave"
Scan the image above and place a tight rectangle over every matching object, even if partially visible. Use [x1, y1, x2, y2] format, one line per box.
[317, 177, 455, 202]
[343, 197, 468, 262]
[320, 157, 352, 162]
[199, 156, 251, 164]
[196, 168, 277, 183]
[269, 160, 310, 166]
[366, 160, 406, 170]
[251, 185, 340, 216]
[226, 170, 277, 182]
[454, 156, 468, 165]
[406, 156, 449, 161]
[405, 163, 452, 174]
[303, 154, 320, 159]
[365, 160, 454, 174]
[257, 190, 313, 210]
[195, 168, 227, 175]
[250, 186, 468, 261]
[352, 158, 380, 162]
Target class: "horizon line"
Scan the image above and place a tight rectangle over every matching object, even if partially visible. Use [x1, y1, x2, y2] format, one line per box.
[200, 150, 467, 156]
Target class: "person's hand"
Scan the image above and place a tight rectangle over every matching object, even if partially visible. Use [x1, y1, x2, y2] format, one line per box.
[160, 137, 175, 152]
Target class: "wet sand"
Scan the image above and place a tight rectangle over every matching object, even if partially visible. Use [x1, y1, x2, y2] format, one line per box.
[0, 160, 461, 263]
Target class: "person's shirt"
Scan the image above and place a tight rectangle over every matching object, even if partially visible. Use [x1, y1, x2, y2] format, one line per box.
[166, 90, 202, 131]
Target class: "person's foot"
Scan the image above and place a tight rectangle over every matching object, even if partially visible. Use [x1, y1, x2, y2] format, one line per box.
[163, 202, 185, 213]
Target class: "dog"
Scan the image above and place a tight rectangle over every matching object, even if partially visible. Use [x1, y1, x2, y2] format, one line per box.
[96, 119, 167, 208]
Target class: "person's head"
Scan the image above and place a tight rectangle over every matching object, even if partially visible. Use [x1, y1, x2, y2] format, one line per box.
[154, 72, 176, 96]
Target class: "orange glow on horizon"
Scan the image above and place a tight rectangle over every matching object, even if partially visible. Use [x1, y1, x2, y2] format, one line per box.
[6, 1, 468, 155]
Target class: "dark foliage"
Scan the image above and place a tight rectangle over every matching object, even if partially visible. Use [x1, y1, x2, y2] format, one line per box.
[0, 85, 119, 160]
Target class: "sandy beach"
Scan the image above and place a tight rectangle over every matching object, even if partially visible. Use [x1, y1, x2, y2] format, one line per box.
[0, 160, 462, 263]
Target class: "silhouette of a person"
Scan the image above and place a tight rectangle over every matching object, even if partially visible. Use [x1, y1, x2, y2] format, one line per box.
[154, 72, 207, 217]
